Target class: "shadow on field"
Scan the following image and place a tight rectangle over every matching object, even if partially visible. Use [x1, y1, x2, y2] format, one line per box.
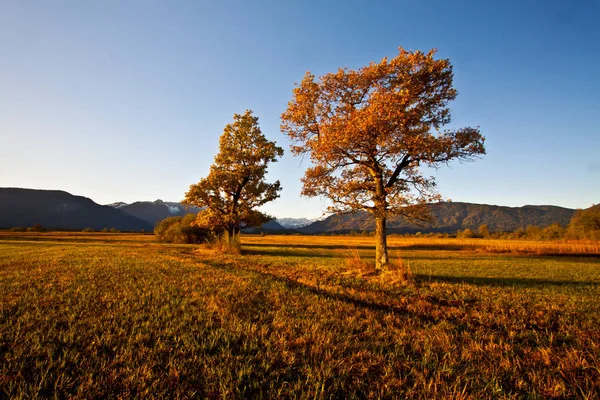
[243, 242, 473, 252]
[197, 256, 442, 323]
[399, 244, 476, 251]
[416, 274, 600, 287]
[243, 243, 377, 251]
[246, 269, 439, 324]
[241, 247, 339, 258]
[243, 242, 600, 258]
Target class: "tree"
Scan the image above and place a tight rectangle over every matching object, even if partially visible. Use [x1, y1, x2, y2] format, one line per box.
[568, 204, 600, 239]
[184, 110, 283, 241]
[281, 48, 485, 269]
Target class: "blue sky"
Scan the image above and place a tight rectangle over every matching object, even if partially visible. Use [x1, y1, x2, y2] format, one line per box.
[1, 0, 598, 218]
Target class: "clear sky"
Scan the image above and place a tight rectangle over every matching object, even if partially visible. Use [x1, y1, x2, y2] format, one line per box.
[1, 0, 598, 219]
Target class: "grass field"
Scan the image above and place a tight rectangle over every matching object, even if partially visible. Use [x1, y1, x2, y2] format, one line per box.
[1, 232, 599, 398]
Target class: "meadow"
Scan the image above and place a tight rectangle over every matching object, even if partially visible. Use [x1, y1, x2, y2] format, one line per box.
[1, 232, 599, 398]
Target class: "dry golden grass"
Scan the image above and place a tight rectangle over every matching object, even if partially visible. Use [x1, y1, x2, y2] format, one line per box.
[1, 232, 599, 398]
[243, 234, 600, 256]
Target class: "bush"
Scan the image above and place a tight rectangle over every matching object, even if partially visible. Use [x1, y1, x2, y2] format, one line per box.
[525, 225, 543, 240]
[10, 227, 26, 232]
[478, 224, 490, 238]
[207, 233, 242, 254]
[508, 228, 526, 239]
[457, 228, 475, 239]
[155, 214, 212, 244]
[82, 228, 95, 233]
[27, 224, 45, 232]
[542, 223, 565, 240]
[568, 205, 600, 239]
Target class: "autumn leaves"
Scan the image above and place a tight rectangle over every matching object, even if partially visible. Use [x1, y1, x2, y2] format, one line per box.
[187, 48, 485, 269]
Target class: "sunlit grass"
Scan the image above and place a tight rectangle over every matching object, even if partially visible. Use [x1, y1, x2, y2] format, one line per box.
[1, 233, 599, 398]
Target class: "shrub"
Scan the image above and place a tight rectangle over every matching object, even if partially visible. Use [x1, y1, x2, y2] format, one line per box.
[207, 233, 242, 254]
[568, 205, 600, 239]
[82, 228, 94, 233]
[525, 225, 543, 240]
[457, 228, 475, 239]
[478, 224, 490, 238]
[508, 228, 526, 239]
[10, 227, 26, 232]
[542, 223, 565, 240]
[344, 247, 375, 275]
[155, 214, 212, 244]
[27, 224, 45, 232]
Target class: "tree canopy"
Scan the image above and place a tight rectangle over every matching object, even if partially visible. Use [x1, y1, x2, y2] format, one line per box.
[281, 48, 485, 269]
[184, 110, 283, 239]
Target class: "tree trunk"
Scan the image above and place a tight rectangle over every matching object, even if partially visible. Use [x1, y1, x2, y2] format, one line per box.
[375, 216, 389, 270]
[226, 225, 235, 242]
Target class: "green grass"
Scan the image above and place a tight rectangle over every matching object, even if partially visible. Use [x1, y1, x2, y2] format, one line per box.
[1, 233, 599, 398]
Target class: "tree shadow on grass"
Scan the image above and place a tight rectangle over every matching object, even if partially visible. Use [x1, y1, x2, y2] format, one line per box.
[207, 260, 439, 324]
[241, 247, 339, 259]
[242, 242, 377, 251]
[242, 242, 460, 252]
[197, 255, 486, 326]
[416, 274, 600, 287]
[190, 250, 596, 333]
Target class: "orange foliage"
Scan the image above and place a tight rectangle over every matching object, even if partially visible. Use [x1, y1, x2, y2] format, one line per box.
[184, 110, 283, 238]
[281, 48, 485, 268]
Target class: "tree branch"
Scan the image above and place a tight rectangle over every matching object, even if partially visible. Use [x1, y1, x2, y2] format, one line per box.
[385, 154, 411, 188]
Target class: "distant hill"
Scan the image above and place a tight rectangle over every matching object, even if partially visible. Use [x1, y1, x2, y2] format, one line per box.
[298, 202, 577, 234]
[0, 188, 152, 231]
[107, 200, 201, 226]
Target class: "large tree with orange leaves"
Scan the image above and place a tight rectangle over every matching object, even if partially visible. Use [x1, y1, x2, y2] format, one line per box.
[184, 110, 283, 241]
[281, 48, 485, 269]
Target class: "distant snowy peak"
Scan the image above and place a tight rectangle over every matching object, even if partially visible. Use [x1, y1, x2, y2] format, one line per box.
[106, 200, 201, 225]
[276, 217, 326, 229]
[107, 202, 128, 209]
[166, 203, 182, 214]
[149, 200, 185, 214]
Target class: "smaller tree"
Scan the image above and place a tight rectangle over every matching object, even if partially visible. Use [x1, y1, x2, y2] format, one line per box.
[184, 110, 283, 242]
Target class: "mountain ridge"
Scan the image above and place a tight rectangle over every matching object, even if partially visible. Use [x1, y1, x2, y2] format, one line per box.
[1, 187, 588, 234]
[106, 200, 202, 226]
[298, 202, 578, 234]
[0, 188, 152, 231]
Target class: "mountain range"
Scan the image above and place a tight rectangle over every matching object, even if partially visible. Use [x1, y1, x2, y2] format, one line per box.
[0, 188, 152, 231]
[298, 202, 576, 234]
[0, 187, 585, 233]
[106, 200, 286, 231]
[107, 200, 201, 226]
